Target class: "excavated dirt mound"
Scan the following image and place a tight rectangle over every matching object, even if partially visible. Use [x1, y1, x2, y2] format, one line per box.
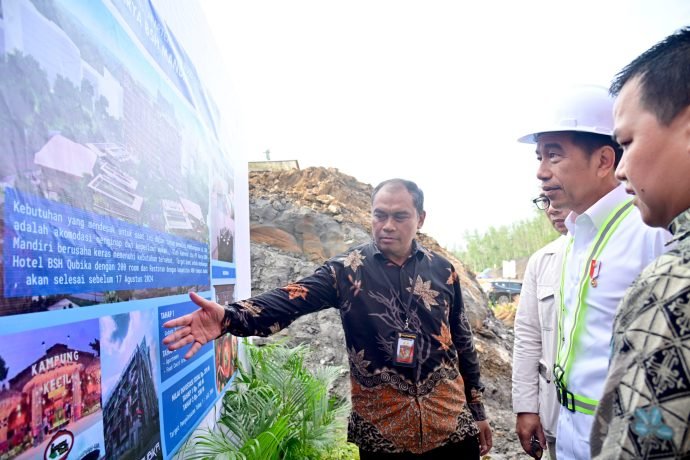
[248, 167, 525, 458]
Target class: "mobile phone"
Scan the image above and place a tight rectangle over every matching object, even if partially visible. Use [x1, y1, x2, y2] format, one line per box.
[530, 436, 543, 459]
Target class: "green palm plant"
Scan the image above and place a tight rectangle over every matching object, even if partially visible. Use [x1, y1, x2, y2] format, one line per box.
[183, 342, 352, 460]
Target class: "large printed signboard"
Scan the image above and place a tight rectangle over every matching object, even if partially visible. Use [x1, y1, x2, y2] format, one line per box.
[0, 1, 240, 458]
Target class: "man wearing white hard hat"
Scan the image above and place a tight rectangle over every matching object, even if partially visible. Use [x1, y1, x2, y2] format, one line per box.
[516, 85, 671, 460]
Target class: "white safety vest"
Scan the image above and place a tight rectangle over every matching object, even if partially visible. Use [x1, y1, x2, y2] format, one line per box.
[553, 199, 634, 414]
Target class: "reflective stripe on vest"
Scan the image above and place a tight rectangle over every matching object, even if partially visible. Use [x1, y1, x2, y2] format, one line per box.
[554, 199, 634, 414]
[556, 383, 599, 415]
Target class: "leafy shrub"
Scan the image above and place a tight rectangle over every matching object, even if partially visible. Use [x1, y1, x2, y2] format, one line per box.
[183, 342, 353, 460]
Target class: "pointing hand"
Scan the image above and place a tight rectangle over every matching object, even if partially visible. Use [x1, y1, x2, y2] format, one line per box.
[162, 292, 225, 359]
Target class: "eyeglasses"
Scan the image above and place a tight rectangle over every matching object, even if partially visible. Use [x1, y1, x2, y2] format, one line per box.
[532, 196, 550, 210]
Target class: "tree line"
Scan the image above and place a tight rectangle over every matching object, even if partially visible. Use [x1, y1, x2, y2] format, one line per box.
[455, 211, 559, 274]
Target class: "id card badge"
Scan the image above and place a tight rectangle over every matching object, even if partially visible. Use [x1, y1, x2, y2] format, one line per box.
[394, 332, 417, 367]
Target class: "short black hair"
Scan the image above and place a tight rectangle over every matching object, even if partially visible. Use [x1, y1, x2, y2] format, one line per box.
[372, 179, 424, 215]
[610, 27, 690, 126]
[570, 132, 623, 167]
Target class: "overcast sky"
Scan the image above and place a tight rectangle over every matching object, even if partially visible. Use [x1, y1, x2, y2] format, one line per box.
[190, 0, 689, 249]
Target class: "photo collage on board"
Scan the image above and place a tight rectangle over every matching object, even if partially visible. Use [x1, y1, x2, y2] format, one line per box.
[0, 320, 104, 460]
[0, 1, 240, 458]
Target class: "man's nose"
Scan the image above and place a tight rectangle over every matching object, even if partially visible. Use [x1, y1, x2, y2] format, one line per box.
[536, 159, 551, 182]
[383, 217, 395, 230]
[615, 155, 627, 182]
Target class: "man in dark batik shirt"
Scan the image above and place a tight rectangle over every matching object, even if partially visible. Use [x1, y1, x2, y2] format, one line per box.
[591, 28, 690, 459]
[164, 179, 493, 458]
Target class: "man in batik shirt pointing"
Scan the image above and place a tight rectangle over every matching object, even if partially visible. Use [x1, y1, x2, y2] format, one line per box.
[163, 178, 492, 459]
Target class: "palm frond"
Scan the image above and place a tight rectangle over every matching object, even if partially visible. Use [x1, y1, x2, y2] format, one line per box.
[187, 342, 352, 459]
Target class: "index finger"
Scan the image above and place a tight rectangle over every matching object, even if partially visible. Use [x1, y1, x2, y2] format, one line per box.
[519, 436, 533, 456]
[163, 313, 192, 330]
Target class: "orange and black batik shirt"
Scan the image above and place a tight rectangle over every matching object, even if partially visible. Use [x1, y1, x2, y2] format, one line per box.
[221, 241, 485, 454]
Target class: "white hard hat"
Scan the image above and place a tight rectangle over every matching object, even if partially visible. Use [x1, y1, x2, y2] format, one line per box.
[517, 85, 615, 144]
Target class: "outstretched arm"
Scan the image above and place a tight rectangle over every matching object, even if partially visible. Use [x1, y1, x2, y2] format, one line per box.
[163, 263, 340, 359]
[162, 292, 225, 359]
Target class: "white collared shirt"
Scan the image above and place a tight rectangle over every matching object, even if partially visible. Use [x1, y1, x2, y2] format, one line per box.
[556, 184, 672, 460]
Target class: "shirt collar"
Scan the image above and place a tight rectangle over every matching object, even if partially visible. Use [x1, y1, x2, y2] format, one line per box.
[667, 207, 690, 244]
[372, 239, 425, 262]
[564, 183, 629, 234]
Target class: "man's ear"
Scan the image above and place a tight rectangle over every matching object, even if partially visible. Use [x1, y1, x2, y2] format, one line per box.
[417, 211, 426, 230]
[678, 105, 690, 154]
[596, 145, 617, 178]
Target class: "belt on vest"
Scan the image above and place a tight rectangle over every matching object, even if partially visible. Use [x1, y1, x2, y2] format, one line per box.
[554, 378, 598, 415]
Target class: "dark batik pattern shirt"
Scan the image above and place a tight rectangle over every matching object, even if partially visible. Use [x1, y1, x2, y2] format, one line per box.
[221, 241, 485, 454]
[591, 209, 690, 459]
